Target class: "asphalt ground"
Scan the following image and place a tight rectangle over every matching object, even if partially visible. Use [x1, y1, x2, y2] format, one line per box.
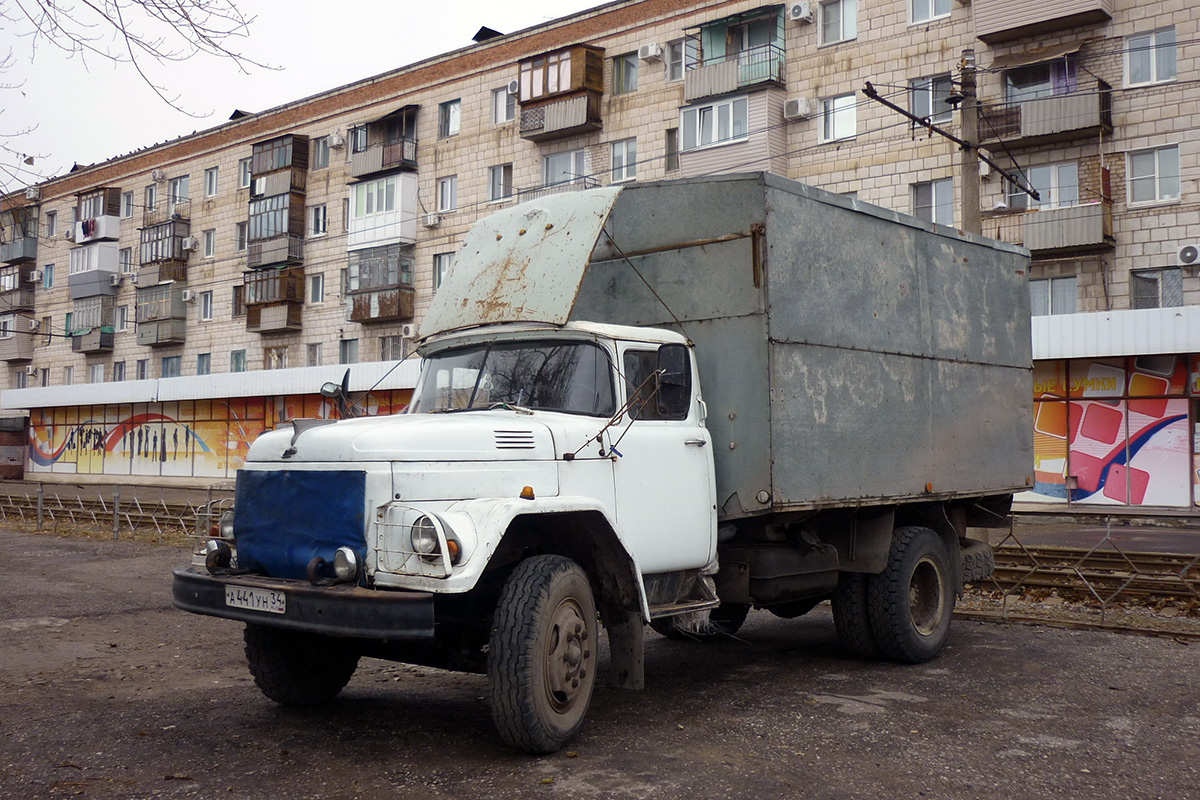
[1, 528, 1198, 800]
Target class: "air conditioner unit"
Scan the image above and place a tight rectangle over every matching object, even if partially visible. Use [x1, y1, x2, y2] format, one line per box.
[151, 169, 166, 182]
[506, 79, 520, 96]
[181, 289, 196, 303]
[401, 324, 415, 337]
[1178, 243, 1200, 269]
[27, 318, 40, 331]
[25, 365, 38, 376]
[328, 132, 345, 149]
[129, 272, 139, 285]
[27, 269, 42, 283]
[788, 2, 814, 23]
[422, 213, 441, 228]
[110, 273, 123, 286]
[783, 97, 816, 120]
[24, 186, 40, 201]
[181, 236, 199, 251]
[62, 229, 74, 241]
[638, 42, 663, 61]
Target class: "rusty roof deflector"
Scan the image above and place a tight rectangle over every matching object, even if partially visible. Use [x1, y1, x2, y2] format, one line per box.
[420, 186, 624, 339]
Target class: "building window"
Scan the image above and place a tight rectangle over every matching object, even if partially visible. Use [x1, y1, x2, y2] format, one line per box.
[351, 175, 397, 219]
[203, 229, 216, 258]
[820, 0, 856, 45]
[39, 316, 50, 345]
[666, 39, 684, 82]
[311, 136, 330, 170]
[1132, 268, 1183, 310]
[162, 355, 181, 378]
[64, 366, 74, 385]
[238, 157, 252, 189]
[42, 264, 54, 289]
[1005, 58, 1076, 102]
[437, 176, 458, 212]
[610, 138, 637, 183]
[309, 273, 324, 304]
[1127, 28, 1176, 86]
[196, 353, 211, 376]
[168, 175, 190, 203]
[434, 252, 454, 290]
[199, 290, 214, 321]
[309, 204, 327, 236]
[1127, 146, 1180, 205]
[204, 167, 219, 197]
[1007, 163, 1079, 211]
[119, 247, 133, 273]
[612, 52, 638, 94]
[1030, 276, 1078, 316]
[144, 185, 157, 214]
[519, 49, 573, 101]
[117, 304, 130, 332]
[112, 361, 126, 382]
[307, 342, 322, 367]
[45, 211, 57, 238]
[13, 369, 26, 390]
[136, 359, 149, 380]
[543, 149, 587, 187]
[489, 164, 513, 202]
[265, 345, 288, 370]
[235, 221, 248, 251]
[822, 94, 856, 142]
[665, 128, 680, 172]
[910, 74, 953, 125]
[438, 99, 461, 138]
[681, 96, 749, 150]
[491, 87, 516, 124]
[339, 338, 359, 365]
[230, 349, 246, 373]
[911, 0, 950, 24]
[89, 363, 104, 383]
[380, 334, 406, 361]
[121, 191, 134, 219]
[347, 244, 413, 291]
[248, 194, 290, 241]
[0, 315, 12, 339]
[232, 285, 245, 317]
[913, 178, 953, 226]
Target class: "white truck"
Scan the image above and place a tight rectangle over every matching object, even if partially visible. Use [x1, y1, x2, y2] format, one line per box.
[174, 173, 1033, 753]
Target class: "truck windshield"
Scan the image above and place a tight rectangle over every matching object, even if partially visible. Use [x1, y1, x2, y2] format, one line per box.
[412, 341, 616, 416]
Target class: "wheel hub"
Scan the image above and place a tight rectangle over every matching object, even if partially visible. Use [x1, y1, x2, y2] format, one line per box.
[908, 555, 946, 637]
[544, 598, 591, 711]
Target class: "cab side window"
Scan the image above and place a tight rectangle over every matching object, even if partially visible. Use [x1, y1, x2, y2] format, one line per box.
[623, 349, 687, 420]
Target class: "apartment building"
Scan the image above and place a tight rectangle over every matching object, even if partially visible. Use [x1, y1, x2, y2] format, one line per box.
[0, 0, 1195, 507]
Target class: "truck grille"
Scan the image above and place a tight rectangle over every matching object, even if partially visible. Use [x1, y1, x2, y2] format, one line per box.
[494, 430, 536, 450]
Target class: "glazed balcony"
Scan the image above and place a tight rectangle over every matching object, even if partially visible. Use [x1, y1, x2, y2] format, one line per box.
[974, 0, 1113, 44]
[244, 267, 304, 333]
[978, 80, 1112, 147]
[136, 284, 187, 346]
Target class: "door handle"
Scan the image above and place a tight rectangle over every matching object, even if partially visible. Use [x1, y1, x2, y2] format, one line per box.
[684, 438, 707, 447]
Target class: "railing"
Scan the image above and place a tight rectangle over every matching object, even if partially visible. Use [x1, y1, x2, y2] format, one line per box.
[349, 139, 417, 178]
[684, 42, 785, 101]
[244, 266, 304, 305]
[978, 79, 1112, 144]
[247, 234, 304, 268]
[1, 236, 37, 263]
[519, 93, 602, 141]
[515, 176, 600, 202]
[142, 197, 191, 227]
[981, 202, 1114, 253]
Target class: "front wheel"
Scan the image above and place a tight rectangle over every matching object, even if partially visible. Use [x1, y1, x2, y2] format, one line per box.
[243, 624, 360, 705]
[488, 555, 598, 754]
[867, 526, 954, 664]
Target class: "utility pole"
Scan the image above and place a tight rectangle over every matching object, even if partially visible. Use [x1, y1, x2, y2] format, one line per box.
[959, 48, 981, 236]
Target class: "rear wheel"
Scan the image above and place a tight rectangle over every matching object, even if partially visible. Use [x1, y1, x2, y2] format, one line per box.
[867, 526, 954, 663]
[488, 555, 598, 754]
[831, 573, 880, 659]
[243, 624, 360, 705]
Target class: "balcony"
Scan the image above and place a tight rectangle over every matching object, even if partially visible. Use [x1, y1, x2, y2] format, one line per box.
[974, 0, 1113, 44]
[138, 318, 187, 346]
[0, 334, 33, 362]
[137, 261, 187, 285]
[515, 176, 600, 202]
[136, 284, 186, 346]
[138, 219, 191, 281]
[143, 197, 191, 227]
[244, 267, 304, 333]
[71, 328, 114, 354]
[247, 234, 304, 269]
[1, 236, 37, 263]
[978, 80, 1111, 147]
[73, 215, 120, 244]
[519, 93, 602, 142]
[0, 266, 35, 311]
[0, 287, 35, 313]
[981, 202, 1114, 255]
[347, 284, 415, 324]
[350, 139, 417, 179]
[684, 43, 785, 103]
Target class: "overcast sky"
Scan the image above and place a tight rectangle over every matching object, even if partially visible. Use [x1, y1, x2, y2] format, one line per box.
[2, 0, 606, 190]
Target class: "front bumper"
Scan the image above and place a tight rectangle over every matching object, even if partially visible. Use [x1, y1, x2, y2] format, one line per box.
[172, 567, 435, 639]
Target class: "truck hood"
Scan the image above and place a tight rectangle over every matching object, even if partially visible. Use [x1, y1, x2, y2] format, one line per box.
[246, 411, 561, 463]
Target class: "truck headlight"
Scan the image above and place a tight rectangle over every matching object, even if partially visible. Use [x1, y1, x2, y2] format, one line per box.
[333, 546, 360, 582]
[219, 510, 235, 540]
[411, 516, 438, 555]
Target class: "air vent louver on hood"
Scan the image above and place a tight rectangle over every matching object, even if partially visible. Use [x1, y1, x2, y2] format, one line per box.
[495, 430, 536, 450]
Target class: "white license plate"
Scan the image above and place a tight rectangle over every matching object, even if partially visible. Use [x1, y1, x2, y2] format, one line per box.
[225, 586, 286, 615]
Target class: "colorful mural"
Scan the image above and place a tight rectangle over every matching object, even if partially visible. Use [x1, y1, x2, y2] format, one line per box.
[1027, 356, 1194, 507]
[27, 390, 412, 480]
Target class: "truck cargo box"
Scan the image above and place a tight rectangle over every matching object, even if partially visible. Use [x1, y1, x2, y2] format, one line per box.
[423, 172, 1033, 520]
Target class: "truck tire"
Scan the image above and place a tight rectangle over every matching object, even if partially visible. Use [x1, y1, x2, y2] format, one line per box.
[960, 539, 996, 583]
[488, 555, 598, 754]
[830, 573, 881, 659]
[867, 526, 953, 664]
[243, 624, 360, 706]
[649, 603, 749, 639]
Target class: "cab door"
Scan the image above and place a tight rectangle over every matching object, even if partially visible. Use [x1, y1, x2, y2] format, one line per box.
[610, 345, 715, 573]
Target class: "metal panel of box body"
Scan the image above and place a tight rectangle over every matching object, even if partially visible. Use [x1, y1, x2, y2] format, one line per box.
[576, 173, 1032, 515]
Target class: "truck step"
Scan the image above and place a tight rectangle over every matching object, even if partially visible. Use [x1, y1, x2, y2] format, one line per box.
[647, 598, 721, 619]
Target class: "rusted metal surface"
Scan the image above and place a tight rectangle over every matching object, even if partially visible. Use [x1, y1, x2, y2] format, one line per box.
[349, 286, 414, 323]
[421, 186, 622, 338]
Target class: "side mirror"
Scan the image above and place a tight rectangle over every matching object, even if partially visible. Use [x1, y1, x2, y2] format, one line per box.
[319, 382, 342, 399]
[656, 343, 691, 418]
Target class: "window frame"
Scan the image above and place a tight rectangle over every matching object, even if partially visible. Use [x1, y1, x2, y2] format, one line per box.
[309, 204, 328, 237]
[910, 0, 950, 25]
[238, 157, 252, 189]
[491, 87, 516, 124]
[1006, 162, 1080, 211]
[438, 99, 462, 138]
[913, 178, 954, 226]
[612, 52, 639, 94]
[437, 175, 458, 212]
[909, 73, 953, 125]
[1131, 268, 1183, 310]
[821, 93, 857, 142]
[680, 96, 749, 152]
[433, 252, 455, 291]
[1126, 27, 1176, 87]
[199, 290, 214, 321]
[819, 0, 857, 47]
[120, 191, 134, 219]
[1126, 145, 1181, 206]
[204, 167, 219, 198]
[309, 273, 325, 304]
[203, 229, 216, 258]
[610, 138, 638, 183]
[1029, 275, 1079, 316]
[311, 136, 331, 170]
[488, 164, 514, 202]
